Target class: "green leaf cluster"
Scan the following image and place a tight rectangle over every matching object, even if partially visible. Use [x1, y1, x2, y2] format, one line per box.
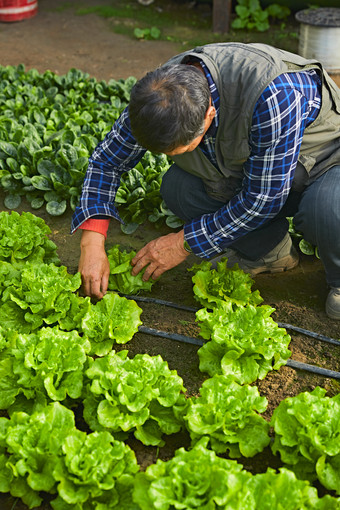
[133, 439, 337, 509]
[184, 374, 270, 457]
[0, 326, 91, 412]
[83, 350, 187, 446]
[107, 244, 155, 294]
[0, 211, 59, 266]
[81, 293, 143, 356]
[0, 262, 82, 332]
[271, 387, 340, 494]
[232, 0, 290, 32]
[134, 26, 161, 40]
[0, 402, 138, 509]
[115, 152, 182, 234]
[190, 258, 263, 309]
[0, 64, 136, 215]
[196, 300, 291, 384]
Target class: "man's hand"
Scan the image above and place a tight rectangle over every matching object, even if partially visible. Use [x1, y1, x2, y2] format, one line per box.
[131, 229, 190, 281]
[78, 230, 110, 299]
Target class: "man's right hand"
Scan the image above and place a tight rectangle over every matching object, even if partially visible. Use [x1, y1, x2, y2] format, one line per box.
[78, 230, 110, 299]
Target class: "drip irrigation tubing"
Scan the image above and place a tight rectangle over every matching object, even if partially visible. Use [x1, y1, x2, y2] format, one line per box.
[124, 294, 340, 347]
[138, 325, 340, 380]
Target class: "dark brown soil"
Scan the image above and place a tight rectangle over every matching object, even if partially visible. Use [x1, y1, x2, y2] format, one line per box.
[0, 2, 339, 508]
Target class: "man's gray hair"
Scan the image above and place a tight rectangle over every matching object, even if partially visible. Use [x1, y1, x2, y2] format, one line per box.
[129, 63, 210, 153]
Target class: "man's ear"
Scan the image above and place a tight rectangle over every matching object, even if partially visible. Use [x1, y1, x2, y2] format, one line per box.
[206, 105, 216, 122]
[203, 104, 216, 132]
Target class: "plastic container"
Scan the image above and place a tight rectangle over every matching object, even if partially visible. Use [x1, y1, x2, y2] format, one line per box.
[0, 0, 38, 22]
[295, 8, 340, 73]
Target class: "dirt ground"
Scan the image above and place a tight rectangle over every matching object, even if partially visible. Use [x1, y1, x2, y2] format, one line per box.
[0, 1, 340, 508]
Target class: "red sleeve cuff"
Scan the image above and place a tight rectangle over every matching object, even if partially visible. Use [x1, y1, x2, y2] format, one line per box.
[78, 218, 110, 239]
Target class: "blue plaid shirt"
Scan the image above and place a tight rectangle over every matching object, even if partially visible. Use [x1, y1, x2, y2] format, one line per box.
[71, 64, 321, 259]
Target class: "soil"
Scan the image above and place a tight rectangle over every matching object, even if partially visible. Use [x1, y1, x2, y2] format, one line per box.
[0, 2, 340, 508]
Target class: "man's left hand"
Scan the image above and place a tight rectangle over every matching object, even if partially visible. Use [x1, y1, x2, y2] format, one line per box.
[131, 229, 190, 281]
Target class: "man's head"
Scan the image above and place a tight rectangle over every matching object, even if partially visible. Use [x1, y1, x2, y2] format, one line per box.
[129, 63, 215, 154]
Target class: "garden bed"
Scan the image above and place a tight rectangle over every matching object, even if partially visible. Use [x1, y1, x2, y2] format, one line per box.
[0, 1, 339, 508]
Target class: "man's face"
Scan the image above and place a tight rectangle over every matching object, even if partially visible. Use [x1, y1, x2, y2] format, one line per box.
[164, 103, 216, 157]
[164, 134, 203, 156]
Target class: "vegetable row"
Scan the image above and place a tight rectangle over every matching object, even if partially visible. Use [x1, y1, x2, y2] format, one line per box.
[0, 210, 339, 508]
[0, 64, 180, 232]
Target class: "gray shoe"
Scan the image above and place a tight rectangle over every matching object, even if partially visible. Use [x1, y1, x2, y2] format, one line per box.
[326, 288, 340, 320]
[211, 233, 299, 276]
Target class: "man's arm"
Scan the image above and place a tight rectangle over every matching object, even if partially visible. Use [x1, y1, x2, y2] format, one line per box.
[183, 72, 321, 258]
[131, 72, 321, 278]
[71, 107, 146, 298]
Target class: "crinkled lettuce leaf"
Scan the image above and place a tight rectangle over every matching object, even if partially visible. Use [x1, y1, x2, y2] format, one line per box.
[0, 210, 60, 267]
[81, 292, 143, 356]
[107, 244, 155, 295]
[271, 387, 340, 494]
[0, 326, 91, 410]
[51, 429, 138, 509]
[197, 301, 291, 384]
[189, 258, 263, 308]
[83, 350, 187, 446]
[133, 438, 252, 510]
[0, 263, 82, 332]
[184, 374, 270, 457]
[0, 402, 75, 506]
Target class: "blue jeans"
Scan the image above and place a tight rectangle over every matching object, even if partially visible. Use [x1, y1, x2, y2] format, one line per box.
[160, 164, 340, 287]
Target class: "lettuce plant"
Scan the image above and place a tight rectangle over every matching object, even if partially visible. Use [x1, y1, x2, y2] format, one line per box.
[83, 350, 187, 446]
[0, 402, 76, 508]
[0, 326, 91, 411]
[271, 387, 340, 494]
[197, 301, 291, 384]
[0, 402, 139, 510]
[0, 262, 82, 332]
[51, 429, 139, 510]
[132, 438, 339, 510]
[190, 259, 263, 309]
[246, 467, 340, 509]
[0, 210, 59, 266]
[184, 374, 270, 457]
[133, 438, 253, 509]
[80, 292, 143, 356]
[107, 244, 154, 294]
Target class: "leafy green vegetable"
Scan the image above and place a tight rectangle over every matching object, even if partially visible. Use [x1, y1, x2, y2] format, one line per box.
[246, 467, 340, 509]
[107, 244, 155, 294]
[115, 152, 182, 233]
[0, 210, 59, 266]
[0, 402, 76, 508]
[271, 387, 340, 494]
[0, 326, 91, 411]
[83, 350, 187, 446]
[51, 429, 139, 510]
[0, 64, 135, 215]
[196, 301, 291, 384]
[0, 401, 139, 510]
[184, 374, 270, 457]
[81, 292, 143, 356]
[0, 263, 82, 332]
[133, 438, 339, 510]
[190, 258, 263, 309]
[133, 438, 252, 509]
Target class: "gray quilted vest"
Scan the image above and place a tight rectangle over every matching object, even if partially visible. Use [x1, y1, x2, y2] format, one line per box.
[166, 43, 340, 201]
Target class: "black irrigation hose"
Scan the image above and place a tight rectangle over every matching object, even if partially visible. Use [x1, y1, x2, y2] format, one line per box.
[286, 360, 340, 380]
[276, 322, 340, 347]
[124, 294, 340, 347]
[138, 325, 340, 380]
